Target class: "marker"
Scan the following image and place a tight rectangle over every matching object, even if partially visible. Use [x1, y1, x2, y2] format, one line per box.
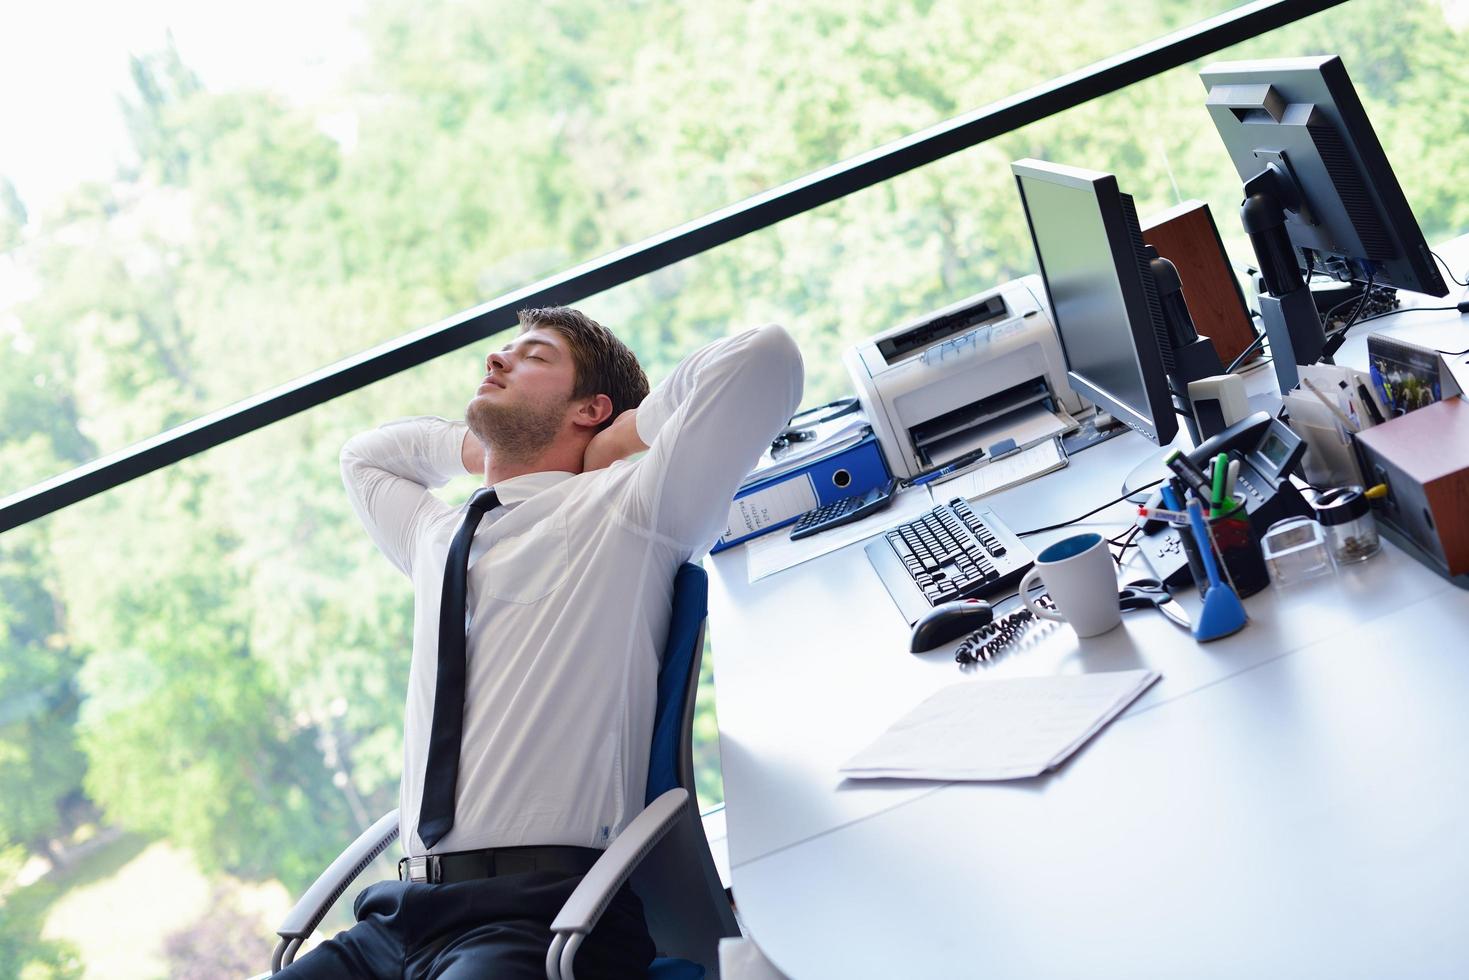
[1224, 458, 1240, 502]
[1138, 506, 1190, 523]
[1164, 450, 1212, 501]
[1214, 497, 1245, 519]
[1210, 452, 1229, 515]
[1159, 483, 1184, 512]
[1166, 477, 1188, 510]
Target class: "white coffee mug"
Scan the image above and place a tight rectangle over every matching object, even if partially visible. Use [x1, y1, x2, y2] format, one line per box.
[1018, 532, 1121, 638]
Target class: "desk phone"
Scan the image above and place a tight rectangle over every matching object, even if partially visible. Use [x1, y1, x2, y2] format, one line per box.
[1139, 411, 1312, 586]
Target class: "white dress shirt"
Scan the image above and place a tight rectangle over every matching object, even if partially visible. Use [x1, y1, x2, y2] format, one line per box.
[341, 324, 803, 855]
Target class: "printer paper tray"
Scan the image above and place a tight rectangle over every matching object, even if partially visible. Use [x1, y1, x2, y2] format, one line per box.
[923, 403, 1070, 468]
[909, 378, 1050, 464]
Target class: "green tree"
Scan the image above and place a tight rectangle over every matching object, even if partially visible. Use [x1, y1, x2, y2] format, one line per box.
[0, 529, 88, 865]
[0, 336, 97, 865]
[0, 176, 25, 251]
[0, 843, 82, 980]
[118, 31, 204, 187]
[72, 509, 356, 889]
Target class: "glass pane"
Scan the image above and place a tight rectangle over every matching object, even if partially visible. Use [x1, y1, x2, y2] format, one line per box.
[4, 0, 1467, 975]
[1, 352, 475, 975]
[2, 0, 1244, 498]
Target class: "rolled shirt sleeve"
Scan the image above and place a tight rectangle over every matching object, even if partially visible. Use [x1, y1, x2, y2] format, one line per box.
[340, 416, 468, 576]
[626, 323, 805, 554]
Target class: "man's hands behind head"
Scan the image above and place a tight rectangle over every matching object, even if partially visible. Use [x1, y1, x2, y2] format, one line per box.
[582, 409, 647, 472]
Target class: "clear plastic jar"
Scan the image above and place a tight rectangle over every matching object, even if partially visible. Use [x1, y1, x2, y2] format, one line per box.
[1312, 486, 1380, 564]
[1261, 516, 1335, 587]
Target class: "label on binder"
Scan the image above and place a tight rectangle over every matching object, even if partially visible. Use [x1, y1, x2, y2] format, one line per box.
[721, 475, 818, 542]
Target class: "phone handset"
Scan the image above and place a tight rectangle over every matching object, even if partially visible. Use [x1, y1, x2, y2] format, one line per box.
[1185, 411, 1273, 467]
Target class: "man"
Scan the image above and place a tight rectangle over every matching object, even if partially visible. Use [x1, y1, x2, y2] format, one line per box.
[281, 307, 803, 977]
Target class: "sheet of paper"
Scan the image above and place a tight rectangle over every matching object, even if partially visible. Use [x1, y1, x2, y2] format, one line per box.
[1297, 363, 1385, 431]
[927, 403, 1068, 462]
[755, 417, 871, 480]
[745, 484, 934, 583]
[935, 437, 1067, 501]
[839, 669, 1160, 781]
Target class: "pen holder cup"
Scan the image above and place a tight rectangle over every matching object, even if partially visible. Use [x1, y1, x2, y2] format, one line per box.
[1179, 501, 1270, 599]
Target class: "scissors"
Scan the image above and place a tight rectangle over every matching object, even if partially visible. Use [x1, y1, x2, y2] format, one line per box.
[1118, 577, 1191, 630]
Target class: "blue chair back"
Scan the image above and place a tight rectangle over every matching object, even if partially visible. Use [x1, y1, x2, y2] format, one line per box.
[634, 562, 740, 979]
[647, 562, 709, 804]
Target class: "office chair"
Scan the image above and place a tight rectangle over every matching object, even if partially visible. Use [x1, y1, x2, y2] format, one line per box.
[258, 562, 739, 980]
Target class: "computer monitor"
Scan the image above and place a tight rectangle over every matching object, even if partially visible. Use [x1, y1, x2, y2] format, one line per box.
[1200, 55, 1448, 388]
[1012, 159, 1179, 446]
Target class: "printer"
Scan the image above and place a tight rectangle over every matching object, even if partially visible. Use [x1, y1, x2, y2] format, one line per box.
[843, 277, 1083, 480]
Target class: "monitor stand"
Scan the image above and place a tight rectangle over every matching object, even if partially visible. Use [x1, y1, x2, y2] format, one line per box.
[1120, 444, 1181, 503]
[1150, 248, 1225, 444]
[1240, 164, 1329, 394]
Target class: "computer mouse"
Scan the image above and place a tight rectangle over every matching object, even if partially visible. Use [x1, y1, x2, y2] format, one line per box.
[909, 599, 994, 653]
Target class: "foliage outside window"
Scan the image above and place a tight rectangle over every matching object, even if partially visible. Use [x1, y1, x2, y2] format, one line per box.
[1, 0, 1466, 974]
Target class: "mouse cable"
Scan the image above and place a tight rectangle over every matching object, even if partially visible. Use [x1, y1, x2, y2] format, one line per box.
[1226, 331, 1269, 375]
[1320, 269, 1378, 361]
[1318, 278, 1378, 328]
[1107, 524, 1143, 569]
[1017, 477, 1164, 538]
[1431, 250, 1469, 288]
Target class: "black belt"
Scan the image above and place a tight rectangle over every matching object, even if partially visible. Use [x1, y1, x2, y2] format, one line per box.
[398, 844, 603, 884]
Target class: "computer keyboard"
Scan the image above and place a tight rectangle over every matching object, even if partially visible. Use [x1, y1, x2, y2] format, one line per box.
[865, 497, 1035, 624]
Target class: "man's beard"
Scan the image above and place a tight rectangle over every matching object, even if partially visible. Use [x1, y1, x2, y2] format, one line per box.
[466, 394, 567, 464]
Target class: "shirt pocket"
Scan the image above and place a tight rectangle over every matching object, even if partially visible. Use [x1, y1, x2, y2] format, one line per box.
[472, 513, 571, 605]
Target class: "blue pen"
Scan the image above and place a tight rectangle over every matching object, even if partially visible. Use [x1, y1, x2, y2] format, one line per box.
[1160, 483, 1183, 512]
[910, 448, 987, 487]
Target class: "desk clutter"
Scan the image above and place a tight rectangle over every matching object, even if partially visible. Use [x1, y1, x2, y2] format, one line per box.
[1275, 344, 1469, 578]
[839, 669, 1160, 781]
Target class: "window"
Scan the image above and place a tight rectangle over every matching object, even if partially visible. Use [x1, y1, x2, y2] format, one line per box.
[3, 0, 1465, 974]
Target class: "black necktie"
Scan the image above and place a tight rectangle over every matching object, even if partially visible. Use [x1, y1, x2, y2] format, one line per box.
[419, 486, 501, 849]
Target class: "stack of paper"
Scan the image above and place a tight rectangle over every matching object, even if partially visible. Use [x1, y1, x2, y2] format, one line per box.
[839, 669, 1159, 781]
[934, 437, 1068, 500]
[747, 415, 870, 483]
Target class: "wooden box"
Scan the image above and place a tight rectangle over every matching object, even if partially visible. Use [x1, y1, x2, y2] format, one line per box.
[1354, 397, 1469, 576]
[1142, 200, 1258, 368]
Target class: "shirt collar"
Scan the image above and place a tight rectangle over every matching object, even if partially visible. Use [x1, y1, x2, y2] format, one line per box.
[488, 469, 576, 507]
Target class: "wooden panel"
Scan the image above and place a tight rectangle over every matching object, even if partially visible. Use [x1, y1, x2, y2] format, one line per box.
[1357, 398, 1469, 574]
[1355, 397, 1469, 484]
[1142, 200, 1258, 367]
[1425, 478, 1469, 575]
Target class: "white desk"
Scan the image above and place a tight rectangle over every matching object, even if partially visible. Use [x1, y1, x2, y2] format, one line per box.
[708, 252, 1469, 978]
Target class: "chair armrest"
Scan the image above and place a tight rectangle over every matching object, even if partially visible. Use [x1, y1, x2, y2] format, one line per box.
[550, 788, 687, 935]
[547, 789, 688, 980]
[276, 808, 400, 942]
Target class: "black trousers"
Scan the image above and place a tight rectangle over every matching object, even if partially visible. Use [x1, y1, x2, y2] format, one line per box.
[275, 871, 655, 979]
